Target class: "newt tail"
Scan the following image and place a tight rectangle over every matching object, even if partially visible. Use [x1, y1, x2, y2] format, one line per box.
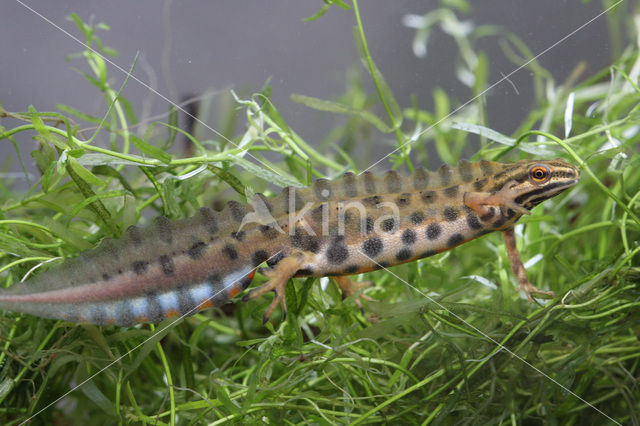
[0, 159, 579, 325]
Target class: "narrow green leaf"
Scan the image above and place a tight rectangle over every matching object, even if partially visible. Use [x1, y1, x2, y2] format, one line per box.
[118, 95, 138, 124]
[352, 26, 402, 130]
[232, 156, 302, 188]
[95, 54, 107, 85]
[79, 376, 117, 416]
[161, 179, 182, 218]
[303, 4, 332, 22]
[91, 165, 137, 194]
[131, 135, 172, 164]
[0, 378, 15, 401]
[452, 122, 515, 145]
[207, 165, 246, 197]
[76, 153, 155, 166]
[291, 94, 392, 132]
[216, 385, 241, 416]
[28, 105, 50, 137]
[30, 143, 54, 173]
[41, 161, 57, 193]
[57, 104, 103, 124]
[67, 156, 105, 187]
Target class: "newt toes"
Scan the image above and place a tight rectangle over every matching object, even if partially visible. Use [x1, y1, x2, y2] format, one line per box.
[0, 159, 579, 325]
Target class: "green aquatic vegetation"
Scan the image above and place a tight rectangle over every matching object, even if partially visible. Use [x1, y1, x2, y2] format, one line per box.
[0, 2, 638, 424]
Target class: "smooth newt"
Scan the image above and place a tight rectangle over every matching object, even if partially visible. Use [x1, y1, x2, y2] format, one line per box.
[0, 159, 579, 325]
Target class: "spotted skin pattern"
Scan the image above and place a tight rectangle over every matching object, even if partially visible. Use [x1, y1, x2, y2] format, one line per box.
[0, 159, 579, 325]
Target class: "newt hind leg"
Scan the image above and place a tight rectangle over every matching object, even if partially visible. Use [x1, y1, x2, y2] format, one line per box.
[242, 251, 309, 324]
[334, 276, 374, 312]
[502, 227, 555, 302]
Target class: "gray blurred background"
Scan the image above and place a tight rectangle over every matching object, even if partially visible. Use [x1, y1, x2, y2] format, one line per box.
[0, 1, 621, 179]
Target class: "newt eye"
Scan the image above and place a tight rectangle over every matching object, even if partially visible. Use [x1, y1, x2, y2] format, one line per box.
[529, 164, 551, 184]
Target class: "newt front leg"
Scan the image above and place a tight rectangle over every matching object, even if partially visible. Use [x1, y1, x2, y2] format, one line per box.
[502, 228, 555, 302]
[464, 183, 556, 302]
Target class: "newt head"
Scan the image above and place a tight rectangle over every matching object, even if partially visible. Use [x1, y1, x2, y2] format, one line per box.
[510, 159, 580, 212]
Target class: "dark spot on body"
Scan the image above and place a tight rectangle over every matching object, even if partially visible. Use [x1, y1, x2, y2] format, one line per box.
[290, 227, 320, 253]
[480, 160, 493, 176]
[343, 264, 360, 274]
[231, 231, 245, 241]
[444, 185, 459, 198]
[126, 226, 143, 246]
[447, 233, 464, 247]
[396, 193, 411, 206]
[363, 195, 381, 206]
[443, 207, 459, 222]
[410, 211, 425, 225]
[458, 160, 473, 182]
[154, 216, 173, 244]
[259, 225, 280, 239]
[396, 248, 412, 261]
[343, 211, 354, 224]
[207, 273, 222, 284]
[480, 207, 496, 221]
[385, 171, 402, 193]
[401, 229, 416, 245]
[176, 286, 195, 315]
[132, 260, 148, 275]
[379, 261, 390, 268]
[362, 217, 374, 234]
[198, 207, 219, 234]
[188, 241, 207, 259]
[296, 267, 314, 276]
[413, 167, 430, 190]
[222, 244, 239, 260]
[493, 216, 507, 229]
[113, 301, 133, 326]
[266, 252, 286, 267]
[362, 237, 383, 257]
[363, 171, 377, 194]
[343, 172, 358, 197]
[473, 178, 487, 191]
[227, 201, 246, 222]
[159, 255, 175, 275]
[421, 190, 436, 204]
[439, 165, 453, 186]
[466, 212, 482, 230]
[145, 292, 163, 322]
[252, 250, 269, 266]
[426, 223, 442, 240]
[381, 218, 397, 233]
[326, 244, 349, 264]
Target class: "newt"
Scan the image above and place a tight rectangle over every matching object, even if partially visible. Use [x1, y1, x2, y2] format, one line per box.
[0, 159, 579, 325]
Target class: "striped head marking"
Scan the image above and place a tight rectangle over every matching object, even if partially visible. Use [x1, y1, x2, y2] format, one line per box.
[510, 159, 580, 211]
